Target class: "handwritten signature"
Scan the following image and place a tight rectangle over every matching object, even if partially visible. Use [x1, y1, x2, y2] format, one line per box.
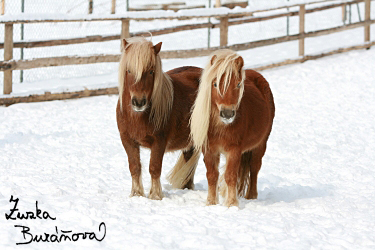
[14, 223, 106, 245]
[5, 195, 56, 220]
[5, 195, 106, 245]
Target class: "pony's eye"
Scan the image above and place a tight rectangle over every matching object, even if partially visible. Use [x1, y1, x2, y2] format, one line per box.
[237, 82, 241, 88]
[150, 70, 154, 75]
[213, 82, 217, 88]
[127, 70, 131, 74]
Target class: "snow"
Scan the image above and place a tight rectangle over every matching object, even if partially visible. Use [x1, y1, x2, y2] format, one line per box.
[0, 1, 352, 23]
[1, 36, 375, 249]
[1, 0, 375, 248]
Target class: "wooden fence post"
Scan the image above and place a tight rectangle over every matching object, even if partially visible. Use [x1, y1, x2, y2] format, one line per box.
[364, 0, 371, 42]
[215, 0, 221, 8]
[220, 17, 228, 47]
[111, 0, 116, 14]
[88, 0, 93, 14]
[121, 19, 130, 50]
[121, 20, 130, 39]
[299, 4, 305, 57]
[342, 4, 347, 23]
[1, 0, 4, 15]
[4, 23, 13, 95]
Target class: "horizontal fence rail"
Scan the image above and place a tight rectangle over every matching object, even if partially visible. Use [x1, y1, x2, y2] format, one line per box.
[0, 0, 369, 50]
[1, 40, 374, 106]
[0, 0, 373, 100]
[1, 17, 374, 71]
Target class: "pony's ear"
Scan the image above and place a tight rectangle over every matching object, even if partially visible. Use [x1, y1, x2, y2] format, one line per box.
[235, 56, 244, 72]
[153, 42, 162, 55]
[122, 39, 129, 52]
[234, 56, 244, 75]
[210, 55, 217, 65]
[122, 39, 128, 48]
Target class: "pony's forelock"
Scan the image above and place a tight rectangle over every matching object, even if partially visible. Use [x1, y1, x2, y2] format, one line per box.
[118, 37, 173, 130]
[213, 50, 245, 103]
[190, 49, 245, 151]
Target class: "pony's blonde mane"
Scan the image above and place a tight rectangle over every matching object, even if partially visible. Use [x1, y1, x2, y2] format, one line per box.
[118, 37, 173, 130]
[190, 49, 245, 151]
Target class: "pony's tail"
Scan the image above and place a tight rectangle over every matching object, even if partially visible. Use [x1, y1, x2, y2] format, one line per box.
[219, 151, 252, 198]
[167, 149, 200, 189]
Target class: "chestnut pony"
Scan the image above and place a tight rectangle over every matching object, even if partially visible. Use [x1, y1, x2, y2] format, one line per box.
[189, 49, 275, 206]
[116, 37, 201, 200]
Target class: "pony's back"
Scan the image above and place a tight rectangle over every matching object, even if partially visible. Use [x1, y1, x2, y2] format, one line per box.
[245, 69, 275, 122]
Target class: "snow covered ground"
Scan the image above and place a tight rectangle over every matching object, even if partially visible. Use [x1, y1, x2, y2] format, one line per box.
[1, 42, 375, 249]
[1, 0, 375, 248]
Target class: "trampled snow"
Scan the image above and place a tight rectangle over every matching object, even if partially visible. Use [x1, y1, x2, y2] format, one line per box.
[1, 1, 375, 248]
[1, 44, 375, 249]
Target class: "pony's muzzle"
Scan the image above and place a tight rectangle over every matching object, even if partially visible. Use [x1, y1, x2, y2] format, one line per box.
[220, 108, 236, 124]
[131, 97, 147, 112]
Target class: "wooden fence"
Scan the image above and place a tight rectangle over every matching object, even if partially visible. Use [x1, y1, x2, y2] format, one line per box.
[0, 0, 373, 105]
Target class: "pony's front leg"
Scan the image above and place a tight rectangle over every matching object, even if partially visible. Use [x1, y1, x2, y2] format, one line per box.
[224, 149, 242, 207]
[203, 151, 220, 205]
[120, 133, 145, 197]
[148, 138, 167, 200]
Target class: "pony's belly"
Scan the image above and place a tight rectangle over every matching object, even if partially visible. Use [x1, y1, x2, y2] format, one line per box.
[166, 141, 191, 153]
[165, 131, 191, 152]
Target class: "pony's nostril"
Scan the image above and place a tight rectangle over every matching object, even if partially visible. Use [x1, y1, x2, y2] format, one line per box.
[220, 109, 235, 119]
[140, 98, 146, 107]
[132, 97, 147, 109]
[132, 98, 141, 107]
[131, 98, 137, 106]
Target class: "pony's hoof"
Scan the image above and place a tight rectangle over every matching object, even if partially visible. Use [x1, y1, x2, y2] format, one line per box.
[245, 191, 258, 200]
[206, 198, 218, 206]
[182, 180, 195, 190]
[130, 190, 145, 197]
[148, 192, 163, 200]
[224, 198, 239, 207]
[206, 201, 217, 206]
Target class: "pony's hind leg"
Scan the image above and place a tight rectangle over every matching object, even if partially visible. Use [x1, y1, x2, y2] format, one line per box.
[182, 147, 197, 189]
[203, 151, 220, 205]
[245, 143, 267, 199]
[120, 133, 145, 197]
[148, 139, 167, 200]
[224, 150, 242, 207]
